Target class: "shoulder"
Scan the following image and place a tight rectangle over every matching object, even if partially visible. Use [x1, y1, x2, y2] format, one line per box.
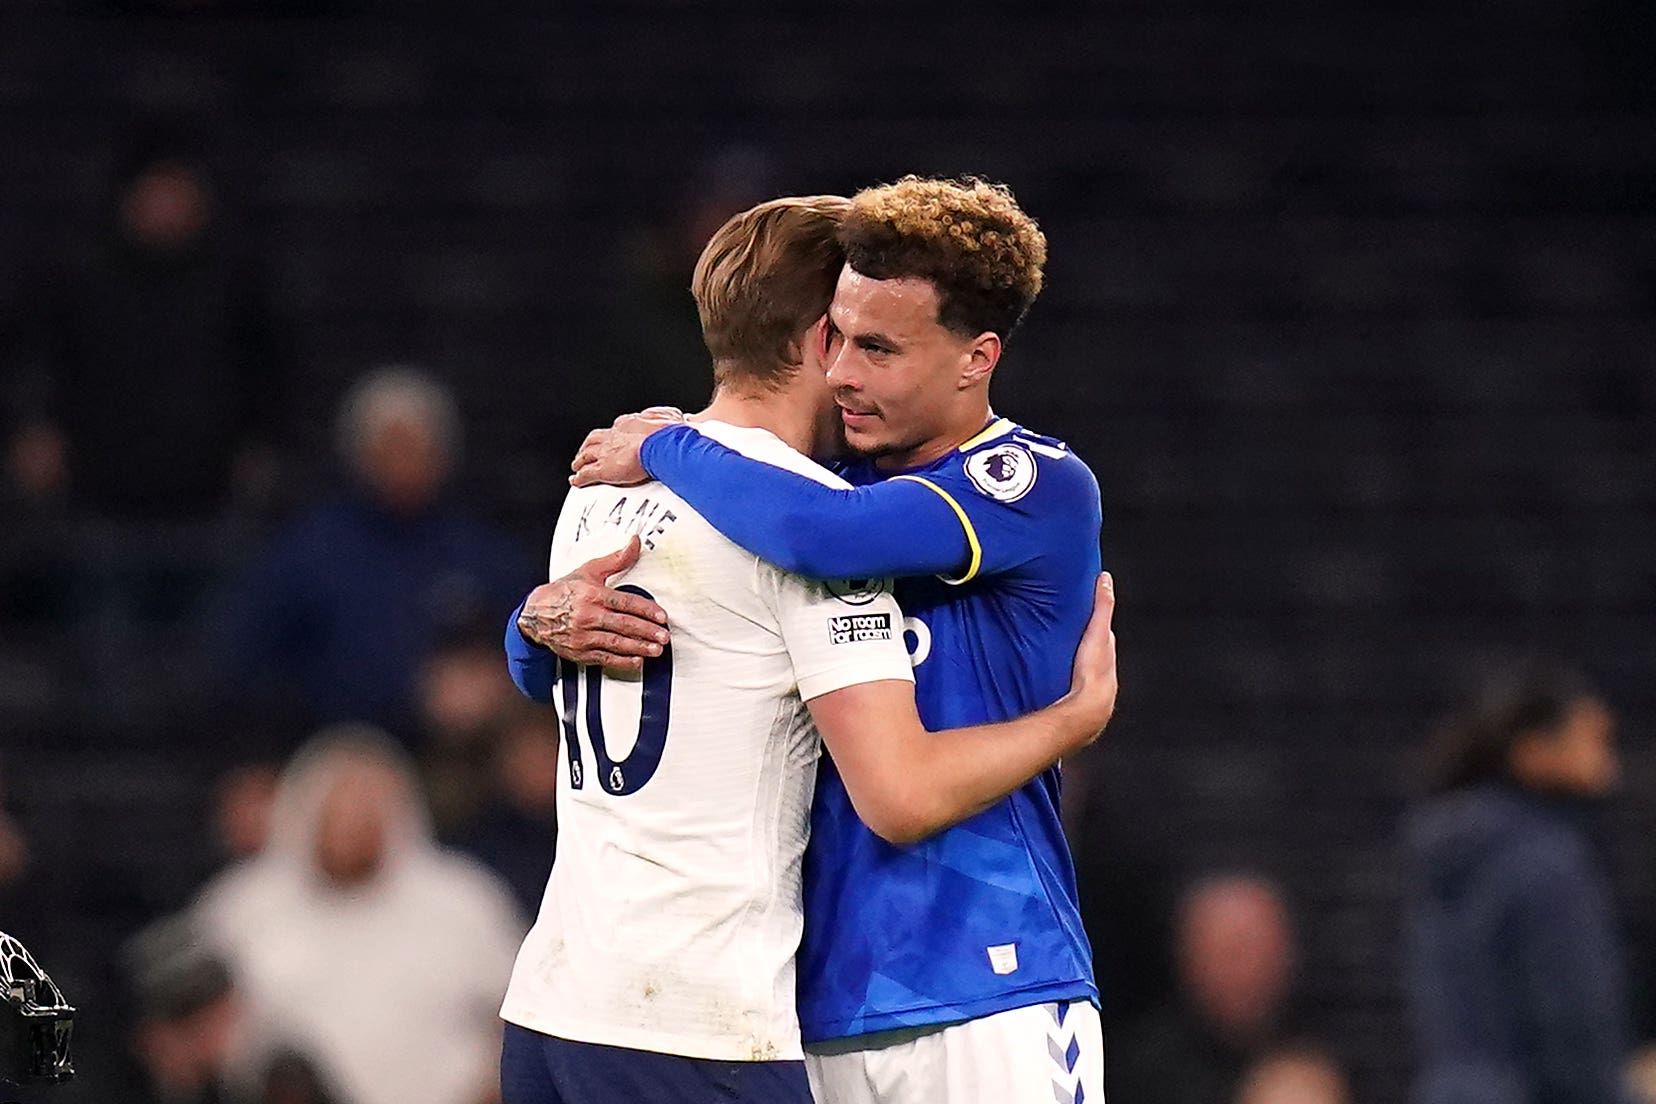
[692, 420, 850, 489]
[1463, 793, 1598, 896]
[193, 858, 293, 947]
[418, 850, 527, 931]
[938, 420, 1100, 516]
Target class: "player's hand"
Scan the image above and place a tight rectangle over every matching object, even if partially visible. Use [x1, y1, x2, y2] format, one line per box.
[517, 536, 670, 673]
[1063, 573, 1118, 746]
[569, 408, 685, 488]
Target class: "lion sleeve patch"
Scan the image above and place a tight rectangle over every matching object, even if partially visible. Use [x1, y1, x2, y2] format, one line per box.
[963, 443, 1038, 503]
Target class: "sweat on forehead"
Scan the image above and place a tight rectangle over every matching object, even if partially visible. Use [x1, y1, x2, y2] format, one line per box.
[833, 268, 943, 327]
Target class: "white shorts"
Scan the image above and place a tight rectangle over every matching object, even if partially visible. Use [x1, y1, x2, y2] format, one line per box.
[804, 1000, 1103, 1104]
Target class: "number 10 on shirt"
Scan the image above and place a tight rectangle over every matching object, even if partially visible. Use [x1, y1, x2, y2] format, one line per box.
[553, 585, 674, 796]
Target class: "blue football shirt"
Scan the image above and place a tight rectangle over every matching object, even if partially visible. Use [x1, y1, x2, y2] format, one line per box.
[795, 418, 1102, 1040]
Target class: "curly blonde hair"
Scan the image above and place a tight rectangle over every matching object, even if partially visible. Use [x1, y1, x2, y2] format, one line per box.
[840, 176, 1047, 338]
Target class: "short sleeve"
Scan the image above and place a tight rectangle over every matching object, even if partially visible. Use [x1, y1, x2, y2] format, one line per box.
[762, 570, 915, 702]
[899, 436, 1103, 584]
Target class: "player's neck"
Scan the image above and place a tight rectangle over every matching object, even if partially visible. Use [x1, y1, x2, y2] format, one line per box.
[696, 387, 819, 457]
[872, 403, 998, 472]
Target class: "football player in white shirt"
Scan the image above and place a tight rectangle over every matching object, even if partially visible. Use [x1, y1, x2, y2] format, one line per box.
[498, 195, 1118, 1104]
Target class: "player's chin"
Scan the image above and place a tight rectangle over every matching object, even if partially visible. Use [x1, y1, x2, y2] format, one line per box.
[839, 415, 882, 448]
[842, 427, 886, 456]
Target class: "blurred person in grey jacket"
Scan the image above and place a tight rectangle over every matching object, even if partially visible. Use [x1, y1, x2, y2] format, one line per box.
[194, 727, 523, 1104]
[1404, 658, 1634, 1104]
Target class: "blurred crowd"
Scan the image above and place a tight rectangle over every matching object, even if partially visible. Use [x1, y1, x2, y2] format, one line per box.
[0, 108, 1651, 1104]
[0, 128, 567, 1103]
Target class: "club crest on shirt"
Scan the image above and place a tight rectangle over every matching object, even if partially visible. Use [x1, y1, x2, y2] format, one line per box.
[964, 444, 1037, 503]
[825, 577, 887, 606]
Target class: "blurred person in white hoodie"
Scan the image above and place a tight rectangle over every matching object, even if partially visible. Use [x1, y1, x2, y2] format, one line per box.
[195, 726, 524, 1104]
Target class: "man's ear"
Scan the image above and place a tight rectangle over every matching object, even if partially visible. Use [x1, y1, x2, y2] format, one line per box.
[958, 332, 1001, 390]
[813, 315, 832, 361]
[800, 315, 834, 371]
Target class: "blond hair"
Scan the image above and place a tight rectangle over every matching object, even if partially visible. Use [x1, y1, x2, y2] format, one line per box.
[690, 195, 851, 390]
[840, 176, 1047, 338]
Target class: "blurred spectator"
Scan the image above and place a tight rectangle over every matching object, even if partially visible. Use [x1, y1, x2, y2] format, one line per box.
[448, 707, 559, 920]
[418, 622, 522, 837]
[0, 771, 41, 960]
[1628, 1045, 1656, 1104]
[1107, 874, 1298, 1104]
[1403, 658, 1634, 1104]
[212, 763, 281, 863]
[122, 912, 339, 1104]
[194, 726, 522, 1104]
[0, 774, 30, 893]
[4, 124, 286, 522]
[418, 623, 519, 749]
[1234, 1044, 1350, 1104]
[207, 368, 531, 738]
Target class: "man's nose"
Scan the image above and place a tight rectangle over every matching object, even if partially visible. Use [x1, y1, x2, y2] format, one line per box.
[825, 347, 858, 390]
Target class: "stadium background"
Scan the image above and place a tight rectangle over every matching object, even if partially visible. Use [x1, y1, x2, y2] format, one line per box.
[1, 2, 1653, 1102]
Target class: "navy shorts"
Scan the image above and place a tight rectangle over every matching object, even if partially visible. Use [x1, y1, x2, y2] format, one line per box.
[500, 1021, 813, 1104]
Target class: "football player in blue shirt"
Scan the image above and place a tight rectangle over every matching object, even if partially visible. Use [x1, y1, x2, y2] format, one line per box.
[559, 177, 1106, 1104]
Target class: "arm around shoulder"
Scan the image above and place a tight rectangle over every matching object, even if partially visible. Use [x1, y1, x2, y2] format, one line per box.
[806, 575, 1116, 844]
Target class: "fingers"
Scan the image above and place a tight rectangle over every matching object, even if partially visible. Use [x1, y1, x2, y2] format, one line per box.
[567, 426, 652, 486]
[1081, 572, 1115, 644]
[580, 629, 664, 660]
[573, 600, 667, 643]
[572, 536, 641, 582]
[602, 578, 669, 626]
[594, 654, 646, 674]
[570, 429, 610, 473]
[567, 621, 672, 673]
[563, 649, 646, 674]
[581, 605, 666, 642]
[616, 410, 683, 430]
[1069, 572, 1119, 738]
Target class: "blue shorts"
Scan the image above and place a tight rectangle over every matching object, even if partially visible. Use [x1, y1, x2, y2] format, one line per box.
[500, 1021, 813, 1104]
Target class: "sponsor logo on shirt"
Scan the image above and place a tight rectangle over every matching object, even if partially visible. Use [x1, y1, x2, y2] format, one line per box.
[828, 613, 894, 645]
[964, 444, 1038, 503]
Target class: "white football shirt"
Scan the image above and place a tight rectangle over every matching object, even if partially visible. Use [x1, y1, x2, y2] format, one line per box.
[499, 420, 914, 1062]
